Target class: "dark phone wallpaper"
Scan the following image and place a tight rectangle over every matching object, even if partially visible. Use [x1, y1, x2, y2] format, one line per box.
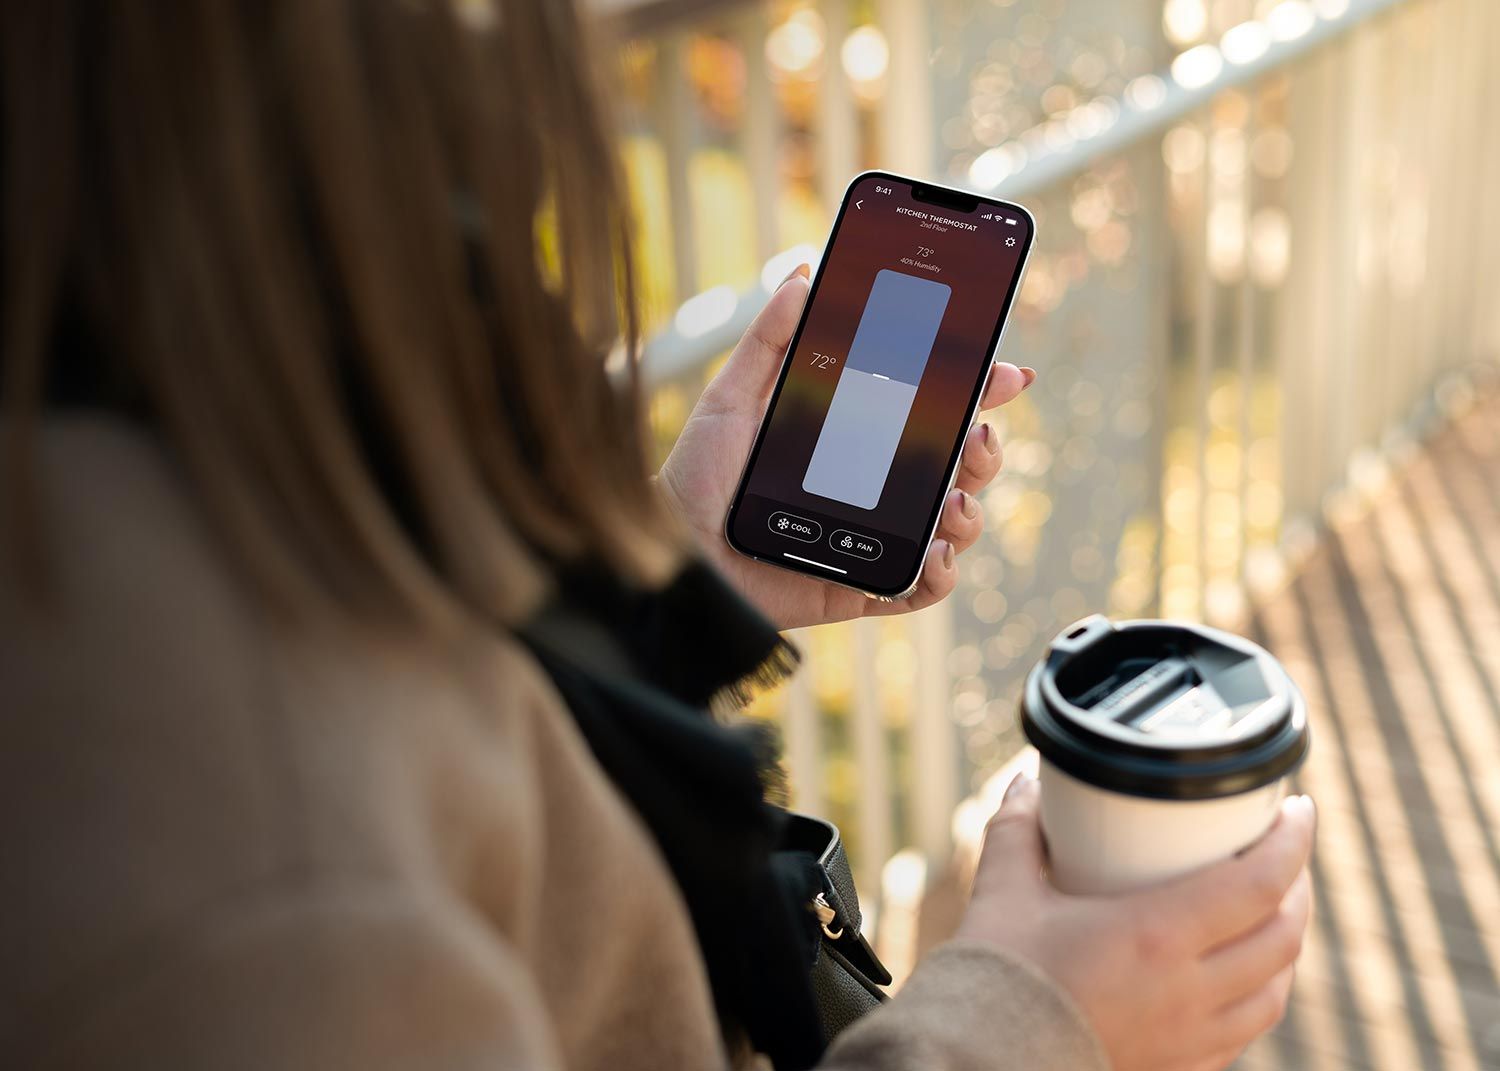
[729, 174, 1031, 593]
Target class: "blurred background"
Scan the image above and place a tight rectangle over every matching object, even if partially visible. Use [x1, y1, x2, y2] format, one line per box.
[598, 0, 1500, 1065]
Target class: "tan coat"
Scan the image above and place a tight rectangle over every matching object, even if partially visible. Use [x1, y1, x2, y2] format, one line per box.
[1, 418, 1107, 1071]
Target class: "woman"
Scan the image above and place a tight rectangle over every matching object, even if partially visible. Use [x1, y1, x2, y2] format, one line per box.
[0, 2, 1314, 1069]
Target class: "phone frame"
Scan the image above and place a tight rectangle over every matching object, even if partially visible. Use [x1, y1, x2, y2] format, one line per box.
[723, 169, 1036, 601]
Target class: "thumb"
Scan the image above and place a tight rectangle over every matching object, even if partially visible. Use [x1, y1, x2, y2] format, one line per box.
[972, 774, 1048, 896]
[707, 266, 810, 409]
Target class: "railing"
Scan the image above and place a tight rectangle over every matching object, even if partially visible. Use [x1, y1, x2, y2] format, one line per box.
[626, 0, 1500, 936]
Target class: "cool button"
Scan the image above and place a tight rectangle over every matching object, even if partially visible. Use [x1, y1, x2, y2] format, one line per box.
[768, 512, 821, 543]
[829, 529, 882, 561]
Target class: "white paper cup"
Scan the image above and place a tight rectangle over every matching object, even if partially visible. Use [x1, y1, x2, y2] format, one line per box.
[1021, 616, 1309, 895]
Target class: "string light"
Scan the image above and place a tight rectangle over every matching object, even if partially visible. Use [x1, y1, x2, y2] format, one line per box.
[765, 9, 824, 79]
[1171, 44, 1224, 89]
[1268, 0, 1318, 40]
[841, 25, 889, 85]
[1163, 0, 1209, 45]
[673, 286, 736, 338]
[1221, 20, 1272, 65]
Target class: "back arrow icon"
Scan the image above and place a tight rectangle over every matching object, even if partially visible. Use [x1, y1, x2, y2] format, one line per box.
[855, 199, 863, 209]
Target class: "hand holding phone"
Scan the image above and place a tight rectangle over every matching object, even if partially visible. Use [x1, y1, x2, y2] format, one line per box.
[658, 265, 1031, 631]
[722, 172, 1034, 600]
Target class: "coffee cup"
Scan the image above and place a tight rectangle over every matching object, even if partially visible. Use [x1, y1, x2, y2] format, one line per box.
[1019, 615, 1310, 895]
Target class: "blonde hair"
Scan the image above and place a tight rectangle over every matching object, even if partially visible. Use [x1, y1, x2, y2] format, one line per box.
[2, 0, 682, 631]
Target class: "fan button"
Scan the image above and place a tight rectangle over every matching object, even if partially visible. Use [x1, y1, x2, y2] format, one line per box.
[829, 530, 882, 561]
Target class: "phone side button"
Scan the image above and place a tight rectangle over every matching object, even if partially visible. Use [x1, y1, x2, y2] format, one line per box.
[769, 512, 822, 543]
[829, 530, 882, 561]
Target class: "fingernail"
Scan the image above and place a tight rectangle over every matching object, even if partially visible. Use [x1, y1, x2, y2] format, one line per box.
[961, 490, 979, 519]
[1020, 367, 1038, 389]
[1284, 795, 1316, 830]
[1002, 771, 1034, 804]
[778, 263, 811, 289]
[981, 423, 999, 454]
[942, 540, 955, 569]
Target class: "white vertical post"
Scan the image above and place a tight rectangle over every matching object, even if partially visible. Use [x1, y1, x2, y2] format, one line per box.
[1236, 109, 1256, 596]
[1339, 30, 1376, 469]
[1445, 0, 1484, 372]
[876, 0, 933, 178]
[782, 629, 825, 814]
[1479, 0, 1500, 360]
[653, 33, 698, 303]
[1425, 0, 1459, 375]
[1316, 35, 1355, 505]
[735, 8, 781, 263]
[1193, 115, 1214, 620]
[816, 0, 857, 212]
[910, 602, 956, 863]
[1409, 5, 1441, 399]
[1142, 136, 1171, 617]
[1276, 56, 1320, 527]
[851, 618, 892, 900]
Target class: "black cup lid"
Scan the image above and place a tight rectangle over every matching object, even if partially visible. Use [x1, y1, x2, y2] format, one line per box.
[1020, 615, 1310, 800]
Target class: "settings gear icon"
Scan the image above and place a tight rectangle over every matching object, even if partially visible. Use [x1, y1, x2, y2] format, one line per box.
[1005, 236, 1017, 247]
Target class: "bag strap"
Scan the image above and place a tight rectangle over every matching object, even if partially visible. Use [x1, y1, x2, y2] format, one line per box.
[782, 812, 894, 987]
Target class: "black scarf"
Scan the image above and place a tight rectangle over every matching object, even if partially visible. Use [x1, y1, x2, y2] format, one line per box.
[519, 561, 827, 1070]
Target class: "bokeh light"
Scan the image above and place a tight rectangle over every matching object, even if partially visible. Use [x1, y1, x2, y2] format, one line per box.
[766, 9, 825, 80]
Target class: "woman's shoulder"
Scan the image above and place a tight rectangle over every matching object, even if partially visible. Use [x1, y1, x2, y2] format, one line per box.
[0, 414, 615, 879]
[0, 414, 584, 779]
[0, 418, 702, 1057]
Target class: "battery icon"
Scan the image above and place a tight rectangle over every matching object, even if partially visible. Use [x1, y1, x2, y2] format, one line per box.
[1003, 217, 1018, 225]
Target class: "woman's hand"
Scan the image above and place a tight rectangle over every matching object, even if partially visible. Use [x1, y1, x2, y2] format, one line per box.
[957, 776, 1317, 1071]
[658, 265, 1035, 631]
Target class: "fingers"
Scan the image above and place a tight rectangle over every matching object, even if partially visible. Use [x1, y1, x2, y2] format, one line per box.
[1201, 870, 1312, 1008]
[865, 537, 957, 617]
[706, 266, 810, 410]
[979, 362, 1036, 410]
[971, 774, 1047, 895]
[955, 421, 1003, 495]
[1142, 795, 1317, 953]
[935, 487, 984, 554]
[1210, 964, 1295, 1051]
[907, 537, 958, 610]
[1184, 1048, 1247, 1071]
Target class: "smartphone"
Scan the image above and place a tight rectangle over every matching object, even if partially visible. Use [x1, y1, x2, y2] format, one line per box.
[724, 171, 1035, 599]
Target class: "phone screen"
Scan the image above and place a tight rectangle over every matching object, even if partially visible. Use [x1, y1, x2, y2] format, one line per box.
[725, 172, 1034, 597]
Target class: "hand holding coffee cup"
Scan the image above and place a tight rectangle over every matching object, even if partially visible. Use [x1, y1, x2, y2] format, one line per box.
[957, 777, 1315, 1071]
[953, 616, 1315, 1070]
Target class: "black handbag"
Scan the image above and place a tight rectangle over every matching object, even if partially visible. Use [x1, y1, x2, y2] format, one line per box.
[520, 565, 894, 1061]
[778, 812, 894, 1040]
